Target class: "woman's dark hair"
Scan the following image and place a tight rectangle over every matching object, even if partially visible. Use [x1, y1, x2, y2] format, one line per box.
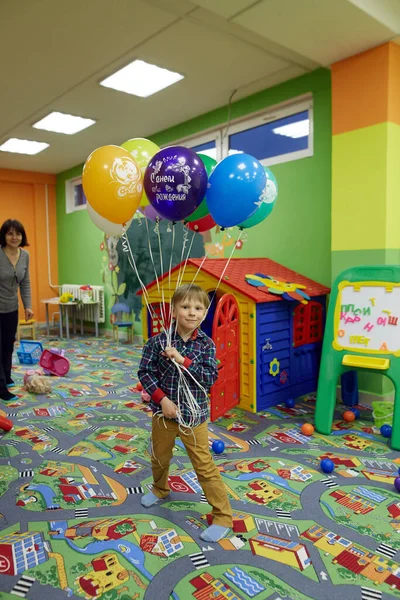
[0, 219, 29, 247]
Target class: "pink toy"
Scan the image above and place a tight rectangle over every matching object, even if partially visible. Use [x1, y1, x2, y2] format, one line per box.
[24, 368, 45, 386]
[39, 348, 70, 376]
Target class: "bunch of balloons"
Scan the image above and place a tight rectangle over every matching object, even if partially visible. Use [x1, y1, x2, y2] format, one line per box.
[82, 138, 278, 236]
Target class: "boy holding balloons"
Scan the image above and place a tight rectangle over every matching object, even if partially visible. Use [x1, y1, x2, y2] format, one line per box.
[138, 284, 233, 542]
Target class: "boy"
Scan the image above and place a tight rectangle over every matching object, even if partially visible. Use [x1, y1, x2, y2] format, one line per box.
[138, 284, 232, 542]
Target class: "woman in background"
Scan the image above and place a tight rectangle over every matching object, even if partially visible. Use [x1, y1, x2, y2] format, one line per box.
[0, 219, 33, 401]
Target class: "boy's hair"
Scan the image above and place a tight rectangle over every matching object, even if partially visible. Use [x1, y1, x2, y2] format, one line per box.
[171, 284, 210, 310]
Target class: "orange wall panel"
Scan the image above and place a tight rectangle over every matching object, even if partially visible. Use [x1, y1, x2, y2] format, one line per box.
[0, 169, 58, 322]
[332, 43, 390, 135]
[388, 43, 400, 127]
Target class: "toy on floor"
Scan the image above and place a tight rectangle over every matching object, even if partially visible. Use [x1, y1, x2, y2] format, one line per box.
[320, 458, 335, 474]
[212, 440, 225, 454]
[285, 398, 295, 408]
[301, 423, 314, 436]
[395, 477, 400, 492]
[350, 407, 360, 419]
[380, 424, 392, 438]
[24, 369, 52, 394]
[39, 348, 70, 376]
[343, 410, 356, 422]
[0, 410, 13, 432]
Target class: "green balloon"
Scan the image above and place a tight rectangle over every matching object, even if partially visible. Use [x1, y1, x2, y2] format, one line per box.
[238, 167, 278, 229]
[185, 153, 217, 222]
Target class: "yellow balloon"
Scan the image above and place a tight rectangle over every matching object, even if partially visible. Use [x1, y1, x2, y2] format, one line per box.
[82, 145, 143, 224]
[121, 138, 160, 207]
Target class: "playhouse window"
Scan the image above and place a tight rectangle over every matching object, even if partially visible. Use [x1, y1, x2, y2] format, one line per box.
[293, 301, 323, 347]
[149, 303, 171, 337]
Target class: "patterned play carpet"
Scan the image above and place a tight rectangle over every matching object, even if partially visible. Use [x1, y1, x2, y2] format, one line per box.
[0, 336, 400, 600]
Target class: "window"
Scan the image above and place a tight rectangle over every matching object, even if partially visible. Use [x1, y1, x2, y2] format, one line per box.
[167, 96, 312, 167]
[167, 131, 222, 161]
[293, 301, 323, 347]
[65, 176, 87, 214]
[223, 98, 313, 166]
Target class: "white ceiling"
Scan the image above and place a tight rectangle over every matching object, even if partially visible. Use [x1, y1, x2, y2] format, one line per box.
[0, 0, 399, 174]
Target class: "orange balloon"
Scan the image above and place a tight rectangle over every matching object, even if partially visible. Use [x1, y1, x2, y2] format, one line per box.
[301, 423, 315, 436]
[82, 145, 143, 224]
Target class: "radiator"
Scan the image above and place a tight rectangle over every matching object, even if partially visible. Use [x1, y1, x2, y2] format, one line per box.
[61, 285, 105, 323]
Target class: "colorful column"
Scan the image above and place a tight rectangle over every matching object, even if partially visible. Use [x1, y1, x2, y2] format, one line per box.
[331, 42, 400, 279]
[331, 42, 400, 398]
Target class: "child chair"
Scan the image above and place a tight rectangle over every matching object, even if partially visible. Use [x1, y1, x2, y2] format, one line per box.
[111, 302, 134, 343]
[17, 319, 36, 342]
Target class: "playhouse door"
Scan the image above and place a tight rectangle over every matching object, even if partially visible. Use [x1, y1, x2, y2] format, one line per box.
[210, 293, 240, 421]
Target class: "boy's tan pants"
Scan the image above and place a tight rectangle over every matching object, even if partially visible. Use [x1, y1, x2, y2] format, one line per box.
[150, 416, 232, 528]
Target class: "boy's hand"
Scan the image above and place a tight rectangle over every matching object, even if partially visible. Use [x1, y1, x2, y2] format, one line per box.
[163, 346, 185, 365]
[160, 396, 179, 419]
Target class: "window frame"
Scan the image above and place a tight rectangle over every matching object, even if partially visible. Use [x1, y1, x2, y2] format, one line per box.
[65, 176, 87, 214]
[164, 130, 222, 162]
[222, 96, 314, 167]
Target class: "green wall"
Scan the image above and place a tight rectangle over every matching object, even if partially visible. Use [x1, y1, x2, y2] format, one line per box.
[56, 165, 103, 283]
[56, 67, 332, 331]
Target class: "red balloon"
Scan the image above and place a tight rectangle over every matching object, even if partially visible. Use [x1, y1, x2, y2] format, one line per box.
[186, 213, 216, 233]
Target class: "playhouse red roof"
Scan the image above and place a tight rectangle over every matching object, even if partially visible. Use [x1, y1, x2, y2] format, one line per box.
[142, 258, 330, 304]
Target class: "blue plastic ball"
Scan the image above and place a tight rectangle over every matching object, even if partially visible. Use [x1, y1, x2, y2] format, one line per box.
[380, 424, 392, 438]
[212, 440, 225, 454]
[398, 467, 400, 476]
[285, 398, 295, 409]
[320, 458, 335, 474]
[350, 408, 360, 419]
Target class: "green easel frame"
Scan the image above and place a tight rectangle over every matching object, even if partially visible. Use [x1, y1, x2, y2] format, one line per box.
[315, 265, 400, 451]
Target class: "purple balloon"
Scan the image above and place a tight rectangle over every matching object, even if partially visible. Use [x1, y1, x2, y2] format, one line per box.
[140, 205, 162, 222]
[144, 146, 208, 221]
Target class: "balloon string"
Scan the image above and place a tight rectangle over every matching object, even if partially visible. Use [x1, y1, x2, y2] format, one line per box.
[176, 230, 196, 289]
[175, 227, 190, 292]
[208, 229, 242, 308]
[144, 216, 161, 297]
[170, 228, 242, 350]
[167, 223, 177, 347]
[156, 222, 169, 346]
[121, 232, 168, 338]
[143, 216, 169, 343]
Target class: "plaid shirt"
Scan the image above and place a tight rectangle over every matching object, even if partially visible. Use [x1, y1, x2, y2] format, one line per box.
[138, 327, 218, 426]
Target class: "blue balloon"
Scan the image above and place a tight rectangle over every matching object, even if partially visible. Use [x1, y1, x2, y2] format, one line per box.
[144, 146, 208, 221]
[238, 167, 278, 229]
[206, 154, 266, 228]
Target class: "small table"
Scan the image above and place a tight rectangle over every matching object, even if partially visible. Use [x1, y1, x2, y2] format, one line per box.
[41, 298, 99, 339]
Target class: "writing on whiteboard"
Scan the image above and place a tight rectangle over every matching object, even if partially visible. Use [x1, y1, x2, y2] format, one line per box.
[335, 284, 400, 354]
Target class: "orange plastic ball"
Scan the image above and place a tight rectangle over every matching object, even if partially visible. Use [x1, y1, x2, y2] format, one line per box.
[343, 410, 355, 422]
[136, 382, 143, 392]
[301, 423, 315, 436]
